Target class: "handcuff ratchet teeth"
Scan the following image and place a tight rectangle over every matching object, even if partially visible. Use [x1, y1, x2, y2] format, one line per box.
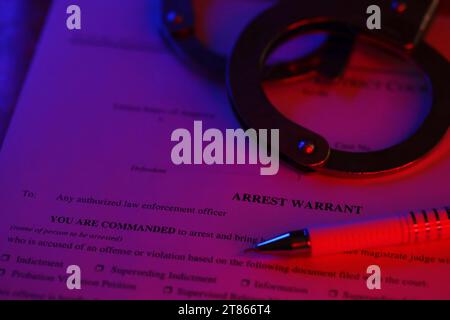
[227, 0, 450, 176]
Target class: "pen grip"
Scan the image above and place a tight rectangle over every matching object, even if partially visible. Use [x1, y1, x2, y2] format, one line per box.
[308, 207, 450, 256]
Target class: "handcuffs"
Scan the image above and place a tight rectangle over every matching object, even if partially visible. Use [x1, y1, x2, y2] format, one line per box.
[161, 0, 450, 177]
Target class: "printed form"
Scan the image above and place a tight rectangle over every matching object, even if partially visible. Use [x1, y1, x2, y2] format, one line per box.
[0, 0, 449, 299]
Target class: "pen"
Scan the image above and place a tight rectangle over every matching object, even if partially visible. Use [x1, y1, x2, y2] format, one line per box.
[249, 207, 450, 256]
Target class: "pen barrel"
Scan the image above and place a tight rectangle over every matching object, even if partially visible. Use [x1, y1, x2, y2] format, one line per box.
[308, 207, 450, 256]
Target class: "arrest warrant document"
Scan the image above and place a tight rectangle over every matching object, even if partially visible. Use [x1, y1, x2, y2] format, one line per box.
[0, 0, 449, 299]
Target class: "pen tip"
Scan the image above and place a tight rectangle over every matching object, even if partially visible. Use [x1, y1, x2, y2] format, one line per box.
[244, 247, 258, 253]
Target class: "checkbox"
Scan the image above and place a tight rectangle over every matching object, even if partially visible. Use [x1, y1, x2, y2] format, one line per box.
[241, 279, 251, 287]
[95, 264, 104, 272]
[0, 254, 10, 262]
[0, 269, 5, 276]
[163, 286, 173, 294]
